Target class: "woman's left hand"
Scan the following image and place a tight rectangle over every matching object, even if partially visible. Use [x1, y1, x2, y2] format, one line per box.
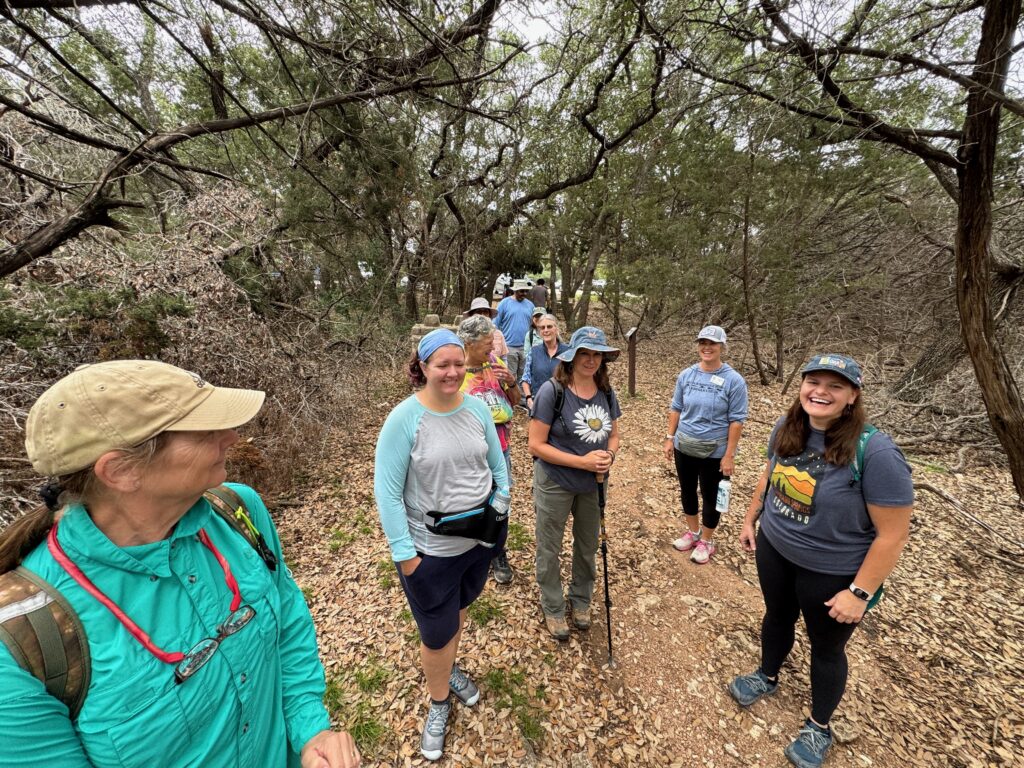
[493, 366, 514, 385]
[720, 455, 735, 476]
[825, 590, 867, 624]
[301, 730, 361, 767]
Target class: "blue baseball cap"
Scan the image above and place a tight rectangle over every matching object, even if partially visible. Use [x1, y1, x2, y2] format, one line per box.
[556, 326, 620, 363]
[801, 354, 863, 388]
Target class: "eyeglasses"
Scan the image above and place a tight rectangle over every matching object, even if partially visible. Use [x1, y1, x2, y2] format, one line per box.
[174, 604, 256, 684]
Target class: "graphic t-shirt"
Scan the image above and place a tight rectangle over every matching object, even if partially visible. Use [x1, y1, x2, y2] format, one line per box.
[532, 379, 621, 494]
[759, 417, 914, 574]
[670, 363, 748, 458]
[461, 354, 515, 450]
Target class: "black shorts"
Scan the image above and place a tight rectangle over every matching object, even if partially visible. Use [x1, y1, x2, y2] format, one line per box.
[397, 545, 492, 649]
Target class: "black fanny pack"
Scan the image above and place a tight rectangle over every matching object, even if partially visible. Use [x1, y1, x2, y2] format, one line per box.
[425, 494, 508, 545]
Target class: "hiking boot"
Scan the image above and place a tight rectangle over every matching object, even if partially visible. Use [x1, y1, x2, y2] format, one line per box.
[691, 539, 716, 564]
[449, 664, 480, 707]
[571, 604, 591, 630]
[491, 553, 513, 584]
[420, 697, 452, 761]
[672, 530, 701, 551]
[544, 613, 570, 641]
[728, 670, 778, 707]
[784, 720, 833, 768]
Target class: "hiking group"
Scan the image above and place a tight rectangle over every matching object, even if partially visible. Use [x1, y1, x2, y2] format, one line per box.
[0, 285, 914, 768]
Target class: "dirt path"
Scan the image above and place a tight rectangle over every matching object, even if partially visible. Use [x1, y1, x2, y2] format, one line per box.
[273, 331, 1023, 768]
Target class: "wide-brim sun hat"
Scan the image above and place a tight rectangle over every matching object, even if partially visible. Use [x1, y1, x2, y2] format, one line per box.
[556, 326, 621, 363]
[696, 325, 727, 343]
[801, 353, 863, 388]
[26, 360, 266, 477]
[512, 279, 531, 291]
[465, 297, 497, 317]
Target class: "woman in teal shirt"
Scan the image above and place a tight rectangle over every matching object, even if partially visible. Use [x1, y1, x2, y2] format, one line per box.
[0, 360, 360, 768]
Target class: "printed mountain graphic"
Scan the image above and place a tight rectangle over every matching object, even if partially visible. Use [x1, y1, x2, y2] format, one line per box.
[772, 464, 816, 505]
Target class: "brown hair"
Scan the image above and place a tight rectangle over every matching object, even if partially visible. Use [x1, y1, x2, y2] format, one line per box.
[407, 350, 427, 388]
[553, 355, 612, 394]
[774, 387, 866, 466]
[0, 434, 168, 573]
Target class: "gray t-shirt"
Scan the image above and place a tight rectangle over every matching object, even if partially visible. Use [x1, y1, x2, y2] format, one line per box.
[759, 417, 914, 575]
[532, 379, 622, 494]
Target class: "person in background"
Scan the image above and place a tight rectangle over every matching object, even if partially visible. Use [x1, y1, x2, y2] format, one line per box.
[463, 297, 507, 361]
[528, 327, 621, 640]
[523, 306, 547, 354]
[529, 279, 548, 311]
[0, 360, 360, 768]
[664, 325, 748, 564]
[729, 354, 913, 768]
[374, 329, 509, 762]
[494, 280, 535, 386]
[521, 314, 568, 415]
[457, 315, 519, 584]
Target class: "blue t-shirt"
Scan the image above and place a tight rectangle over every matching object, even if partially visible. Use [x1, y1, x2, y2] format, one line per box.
[670, 363, 748, 458]
[759, 417, 914, 575]
[494, 296, 535, 347]
[522, 341, 569, 390]
[532, 379, 621, 494]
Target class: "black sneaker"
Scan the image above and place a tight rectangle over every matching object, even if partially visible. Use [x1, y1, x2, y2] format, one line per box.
[491, 553, 513, 584]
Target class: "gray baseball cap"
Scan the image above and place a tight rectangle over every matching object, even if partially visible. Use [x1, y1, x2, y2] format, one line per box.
[697, 325, 727, 343]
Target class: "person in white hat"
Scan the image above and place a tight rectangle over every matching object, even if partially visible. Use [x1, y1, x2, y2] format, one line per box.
[664, 325, 749, 564]
[493, 279, 535, 385]
[1, 360, 361, 768]
[463, 297, 508, 360]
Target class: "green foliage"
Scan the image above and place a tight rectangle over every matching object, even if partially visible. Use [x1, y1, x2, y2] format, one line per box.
[467, 594, 504, 626]
[353, 658, 391, 694]
[323, 679, 389, 750]
[376, 558, 396, 590]
[482, 667, 547, 743]
[505, 522, 530, 552]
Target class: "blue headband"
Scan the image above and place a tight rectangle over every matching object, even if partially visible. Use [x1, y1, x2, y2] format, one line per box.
[417, 328, 464, 361]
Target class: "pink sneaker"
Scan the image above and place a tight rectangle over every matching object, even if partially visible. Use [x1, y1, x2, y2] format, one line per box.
[672, 530, 701, 551]
[691, 540, 716, 564]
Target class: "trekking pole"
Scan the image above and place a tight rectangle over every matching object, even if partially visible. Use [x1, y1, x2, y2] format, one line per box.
[596, 473, 614, 667]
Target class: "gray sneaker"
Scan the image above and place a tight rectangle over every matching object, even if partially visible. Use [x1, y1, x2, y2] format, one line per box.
[728, 670, 778, 707]
[449, 664, 480, 706]
[784, 720, 833, 768]
[491, 553, 513, 584]
[420, 698, 452, 761]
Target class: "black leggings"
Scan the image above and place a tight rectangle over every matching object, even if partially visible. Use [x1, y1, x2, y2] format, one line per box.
[673, 449, 723, 530]
[755, 529, 859, 724]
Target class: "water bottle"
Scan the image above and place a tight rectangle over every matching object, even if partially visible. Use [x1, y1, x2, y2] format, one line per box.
[716, 477, 731, 514]
[481, 488, 511, 545]
[489, 488, 511, 520]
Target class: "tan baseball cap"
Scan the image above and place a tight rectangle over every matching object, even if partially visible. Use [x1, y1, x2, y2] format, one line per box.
[26, 360, 265, 476]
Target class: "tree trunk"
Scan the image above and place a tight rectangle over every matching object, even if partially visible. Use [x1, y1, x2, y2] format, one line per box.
[741, 151, 769, 384]
[955, 0, 1024, 501]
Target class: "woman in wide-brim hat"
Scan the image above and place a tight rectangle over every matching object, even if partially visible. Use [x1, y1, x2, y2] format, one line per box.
[0, 360, 360, 767]
[729, 353, 913, 768]
[464, 297, 507, 360]
[527, 326, 621, 640]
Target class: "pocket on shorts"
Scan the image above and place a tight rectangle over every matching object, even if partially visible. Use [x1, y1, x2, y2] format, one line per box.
[403, 555, 447, 610]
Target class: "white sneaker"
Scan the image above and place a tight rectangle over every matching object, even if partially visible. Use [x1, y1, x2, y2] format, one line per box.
[672, 530, 701, 551]
[691, 540, 716, 564]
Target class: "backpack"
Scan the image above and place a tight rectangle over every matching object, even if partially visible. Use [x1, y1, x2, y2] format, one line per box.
[0, 485, 277, 720]
[548, 379, 616, 434]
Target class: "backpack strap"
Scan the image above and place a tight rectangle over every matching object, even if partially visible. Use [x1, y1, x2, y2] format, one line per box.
[850, 424, 879, 485]
[203, 485, 278, 571]
[0, 566, 90, 719]
[550, 379, 569, 433]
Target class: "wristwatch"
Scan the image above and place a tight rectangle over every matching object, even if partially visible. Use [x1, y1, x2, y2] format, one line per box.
[849, 583, 872, 601]
[664, 435, 674, 440]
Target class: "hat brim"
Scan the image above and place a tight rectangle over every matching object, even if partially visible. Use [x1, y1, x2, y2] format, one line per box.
[696, 335, 725, 343]
[557, 345, 621, 363]
[800, 366, 861, 388]
[165, 387, 266, 431]
[465, 308, 498, 318]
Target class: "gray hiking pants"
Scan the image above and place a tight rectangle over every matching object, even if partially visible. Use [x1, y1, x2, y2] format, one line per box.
[533, 462, 600, 618]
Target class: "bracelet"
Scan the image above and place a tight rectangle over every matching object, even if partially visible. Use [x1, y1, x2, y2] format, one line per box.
[664, 435, 674, 441]
[608, 449, 617, 462]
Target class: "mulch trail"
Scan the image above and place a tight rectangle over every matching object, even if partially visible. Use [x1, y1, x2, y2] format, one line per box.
[274, 332, 1023, 767]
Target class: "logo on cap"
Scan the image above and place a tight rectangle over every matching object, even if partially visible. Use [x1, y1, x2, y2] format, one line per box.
[818, 356, 846, 369]
[187, 371, 207, 388]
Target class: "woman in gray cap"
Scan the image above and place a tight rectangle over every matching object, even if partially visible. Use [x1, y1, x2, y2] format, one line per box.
[729, 354, 913, 768]
[664, 325, 748, 564]
[0, 360, 360, 768]
[528, 326, 621, 640]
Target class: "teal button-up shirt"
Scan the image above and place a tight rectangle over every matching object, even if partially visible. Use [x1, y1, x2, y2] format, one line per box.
[0, 483, 330, 767]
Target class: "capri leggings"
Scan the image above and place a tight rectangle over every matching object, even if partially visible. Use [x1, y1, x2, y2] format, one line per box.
[673, 449, 723, 530]
[755, 529, 859, 724]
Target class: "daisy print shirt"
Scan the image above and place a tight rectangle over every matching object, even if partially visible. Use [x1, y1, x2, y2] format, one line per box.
[532, 379, 621, 493]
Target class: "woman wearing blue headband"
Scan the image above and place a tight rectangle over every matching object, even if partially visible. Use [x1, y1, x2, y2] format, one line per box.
[373, 329, 510, 762]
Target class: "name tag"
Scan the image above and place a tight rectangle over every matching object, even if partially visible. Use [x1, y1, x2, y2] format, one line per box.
[710, 375, 725, 386]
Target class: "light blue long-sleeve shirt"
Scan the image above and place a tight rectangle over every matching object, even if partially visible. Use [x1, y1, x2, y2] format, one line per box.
[670, 363, 749, 458]
[0, 484, 330, 768]
[374, 394, 509, 562]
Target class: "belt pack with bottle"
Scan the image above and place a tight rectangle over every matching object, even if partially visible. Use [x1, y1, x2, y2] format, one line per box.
[425, 488, 510, 544]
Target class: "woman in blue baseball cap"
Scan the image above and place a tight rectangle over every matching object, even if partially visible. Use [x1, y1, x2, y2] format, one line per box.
[527, 326, 621, 640]
[728, 353, 914, 768]
[373, 329, 510, 762]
